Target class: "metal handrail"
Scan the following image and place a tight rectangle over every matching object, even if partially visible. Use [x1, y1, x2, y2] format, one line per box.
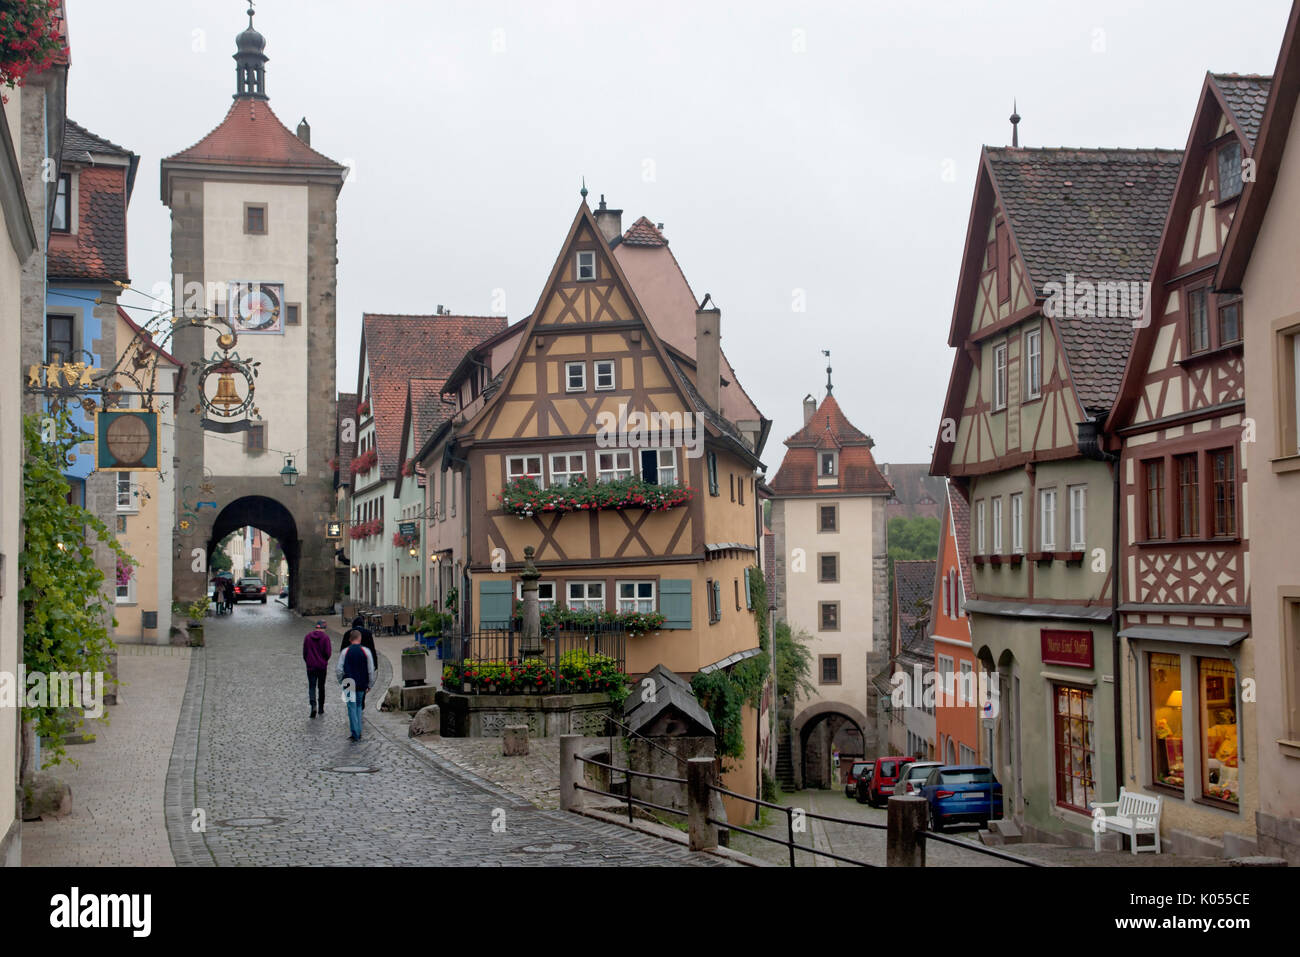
[917, 828, 1045, 866]
[599, 713, 691, 767]
[575, 754, 686, 785]
[573, 753, 689, 824]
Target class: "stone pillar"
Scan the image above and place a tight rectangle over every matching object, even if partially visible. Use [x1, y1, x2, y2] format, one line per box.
[559, 734, 583, 812]
[887, 795, 929, 867]
[687, 756, 718, 852]
[503, 724, 529, 756]
[520, 544, 541, 656]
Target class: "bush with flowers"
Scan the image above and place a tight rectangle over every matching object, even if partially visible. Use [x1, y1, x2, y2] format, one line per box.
[0, 1, 66, 103]
[443, 652, 629, 703]
[349, 448, 378, 476]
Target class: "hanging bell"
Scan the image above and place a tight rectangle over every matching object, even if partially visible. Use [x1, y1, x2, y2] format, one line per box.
[211, 370, 242, 410]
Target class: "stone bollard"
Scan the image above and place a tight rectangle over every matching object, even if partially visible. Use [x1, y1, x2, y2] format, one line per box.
[886, 795, 929, 867]
[687, 757, 718, 852]
[503, 724, 529, 756]
[559, 735, 583, 812]
[102, 649, 119, 706]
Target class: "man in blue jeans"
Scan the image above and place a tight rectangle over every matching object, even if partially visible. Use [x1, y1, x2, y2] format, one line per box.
[335, 629, 375, 742]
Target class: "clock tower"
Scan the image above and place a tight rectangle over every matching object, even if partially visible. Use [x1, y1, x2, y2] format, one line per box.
[161, 7, 346, 613]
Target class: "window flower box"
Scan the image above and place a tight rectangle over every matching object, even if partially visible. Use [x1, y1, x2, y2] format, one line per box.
[496, 476, 694, 518]
[1009, 553, 1024, 566]
[973, 555, 986, 566]
[0, 2, 68, 101]
[1030, 551, 1056, 564]
[393, 530, 418, 548]
[349, 448, 378, 475]
[989, 555, 1004, 566]
[1063, 550, 1086, 564]
[357, 400, 370, 417]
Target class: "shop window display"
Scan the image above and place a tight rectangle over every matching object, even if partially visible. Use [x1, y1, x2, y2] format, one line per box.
[1199, 658, 1239, 806]
[1150, 652, 1184, 792]
[1053, 685, 1095, 812]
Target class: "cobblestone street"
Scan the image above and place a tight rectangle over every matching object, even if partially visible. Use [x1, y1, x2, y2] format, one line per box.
[164, 603, 730, 866]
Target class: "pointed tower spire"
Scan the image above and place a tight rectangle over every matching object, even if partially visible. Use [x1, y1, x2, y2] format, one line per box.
[234, 3, 269, 100]
[1010, 99, 1021, 148]
[823, 349, 833, 394]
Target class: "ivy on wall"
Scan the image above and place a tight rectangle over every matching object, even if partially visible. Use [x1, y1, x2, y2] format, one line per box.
[19, 411, 131, 766]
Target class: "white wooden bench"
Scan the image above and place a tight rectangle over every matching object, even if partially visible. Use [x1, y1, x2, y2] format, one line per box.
[1089, 788, 1162, 854]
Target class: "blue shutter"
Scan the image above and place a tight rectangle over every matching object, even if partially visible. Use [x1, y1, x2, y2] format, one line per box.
[660, 579, 692, 629]
[744, 570, 753, 610]
[479, 580, 513, 628]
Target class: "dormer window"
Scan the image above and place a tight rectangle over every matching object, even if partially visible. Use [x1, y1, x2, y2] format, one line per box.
[820, 452, 837, 477]
[52, 173, 71, 233]
[1218, 140, 1243, 202]
[576, 250, 596, 281]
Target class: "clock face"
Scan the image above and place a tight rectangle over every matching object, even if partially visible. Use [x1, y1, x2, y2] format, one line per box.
[228, 282, 284, 334]
[105, 414, 152, 467]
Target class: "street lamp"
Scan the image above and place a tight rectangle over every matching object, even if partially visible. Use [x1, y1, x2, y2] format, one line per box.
[408, 545, 418, 558]
[280, 455, 298, 486]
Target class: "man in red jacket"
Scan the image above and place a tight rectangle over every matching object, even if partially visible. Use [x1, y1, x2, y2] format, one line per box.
[302, 620, 333, 718]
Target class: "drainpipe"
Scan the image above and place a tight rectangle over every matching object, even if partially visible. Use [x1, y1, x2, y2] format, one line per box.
[442, 439, 471, 637]
[1077, 413, 1123, 795]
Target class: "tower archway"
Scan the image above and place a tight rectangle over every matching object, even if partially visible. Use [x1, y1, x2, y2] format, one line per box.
[208, 496, 300, 607]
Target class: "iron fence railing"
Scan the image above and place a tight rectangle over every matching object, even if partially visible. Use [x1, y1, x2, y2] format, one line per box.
[437, 627, 626, 674]
[573, 754, 688, 825]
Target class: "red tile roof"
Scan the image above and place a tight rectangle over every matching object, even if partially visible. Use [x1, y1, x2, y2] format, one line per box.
[49, 121, 136, 282]
[622, 216, 668, 247]
[164, 98, 344, 171]
[770, 391, 893, 496]
[360, 315, 507, 480]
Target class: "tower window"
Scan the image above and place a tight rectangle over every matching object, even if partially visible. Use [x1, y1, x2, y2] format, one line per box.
[244, 203, 267, 235]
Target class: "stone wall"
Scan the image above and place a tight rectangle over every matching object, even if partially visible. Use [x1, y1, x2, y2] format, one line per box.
[436, 691, 613, 738]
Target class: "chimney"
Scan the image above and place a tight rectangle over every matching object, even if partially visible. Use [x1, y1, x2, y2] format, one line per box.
[296, 117, 311, 145]
[802, 394, 816, 425]
[593, 194, 623, 244]
[695, 300, 721, 413]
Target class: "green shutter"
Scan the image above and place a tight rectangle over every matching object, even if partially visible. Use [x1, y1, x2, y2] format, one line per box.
[712, 580, 722, 621]
[707, 452, 719, 496]
[660, 579, 692, 629]
[744, 570, 753, 610]
[479, 580, 513, 627]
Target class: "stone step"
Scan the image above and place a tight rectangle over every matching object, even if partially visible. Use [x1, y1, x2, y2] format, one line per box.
[983, 819, 1023, 845]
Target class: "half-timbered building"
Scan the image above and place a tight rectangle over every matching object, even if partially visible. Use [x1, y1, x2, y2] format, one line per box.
[441, 199, 770, 817]
[1107, 73, 1268, 854]
[932, 144, 1181, 844]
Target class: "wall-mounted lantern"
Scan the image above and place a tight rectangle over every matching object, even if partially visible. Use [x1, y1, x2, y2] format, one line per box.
[280, 455, 298, 486]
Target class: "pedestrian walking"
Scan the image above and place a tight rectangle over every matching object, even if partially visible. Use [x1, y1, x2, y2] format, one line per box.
[336, 629, 375, 742]
[350, 616, 379, 672]
[303, 619, 332, 718]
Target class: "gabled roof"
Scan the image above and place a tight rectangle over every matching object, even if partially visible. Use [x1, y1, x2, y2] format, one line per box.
[360, 314, 507, 481]
[894, 559, 936, 658]
[622, 216, 668, 247]
[881, 463, 946, 511]
[770, 391, 892, 496]
[622, 664, 715, 736]
[1211, 73, 1272, 147]
[396, 378, 452, 495]
[1219, 2, 1300, 289]
[947, 481, 972, 589]
[49, 119, 137, 282]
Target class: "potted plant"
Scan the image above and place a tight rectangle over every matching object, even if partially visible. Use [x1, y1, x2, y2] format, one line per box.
[175, 597, 210, 646]
[401, 644, 428, 686]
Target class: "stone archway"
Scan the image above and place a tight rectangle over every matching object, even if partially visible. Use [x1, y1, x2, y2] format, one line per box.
[791, 701, 870, 790]
[208, 496, 300, 608]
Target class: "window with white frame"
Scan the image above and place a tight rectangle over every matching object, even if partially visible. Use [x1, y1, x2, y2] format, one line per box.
[1069, 485, 1087, 550]
[959, 661, 975, 706]
[1025, 328, 1042, 399]
[991, 496, 1003, 553]
[567, 581, 604, 612]
[549, 452, 586, 487]
[576, 250, 596, 281]
[993, 342, 1008, 410]
[516, 581, 556, 610]
[1039, 487, 1057, 550]
[1010, 492, 1023, 554]
[565, 361, 586, 392]
[506, 455, 544, 486]
[640, 448, 677, 485]
[115, 570, 135, 605]
[597, 449, 633, 482]
[975, 500, 986, 554]
[617, 581, 655, 614]
[594, 359, 616, 390]
[938, 655, 955, 706]
[116, 473, 134, 511]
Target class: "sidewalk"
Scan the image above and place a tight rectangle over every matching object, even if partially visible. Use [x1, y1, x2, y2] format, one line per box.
[20, 644, 193, 866]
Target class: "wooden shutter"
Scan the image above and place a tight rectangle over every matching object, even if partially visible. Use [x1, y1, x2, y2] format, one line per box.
[744, 570, 753, 610]
[479, 580, 513, 627]
[660, 579, 692, 629]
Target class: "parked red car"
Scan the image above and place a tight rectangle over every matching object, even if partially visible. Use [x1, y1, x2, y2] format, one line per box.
[234, 577, 267, 604]
[864, 755, 919, 808]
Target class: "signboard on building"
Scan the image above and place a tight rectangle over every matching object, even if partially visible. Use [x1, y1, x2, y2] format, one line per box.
[398, 521, 417, 538]
[95, 410, 159, 471]
[1041, 629, 1093, 668]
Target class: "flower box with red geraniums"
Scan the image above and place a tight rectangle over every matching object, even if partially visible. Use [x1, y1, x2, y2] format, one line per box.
[496, 476, 694, 518]
[349, 448, 378, 475]
[401, 460, 415, 477]
[348, 519, 383, 540]
[356, 400, 370, 417]
[393, 529, 418, 548]
[0, 1, 67, 103]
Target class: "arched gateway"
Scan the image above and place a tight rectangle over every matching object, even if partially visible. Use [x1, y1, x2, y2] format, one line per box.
[791, 701, 870, 790]
[161, 11, 345, 614]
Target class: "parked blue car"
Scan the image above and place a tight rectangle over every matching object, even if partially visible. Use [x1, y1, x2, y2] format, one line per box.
[918, 765, 1003, 831]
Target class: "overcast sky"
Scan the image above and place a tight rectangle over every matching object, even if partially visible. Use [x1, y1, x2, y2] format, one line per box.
[66, 0, 1291, 468]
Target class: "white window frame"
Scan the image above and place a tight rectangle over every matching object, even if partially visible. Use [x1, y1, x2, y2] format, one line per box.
[594, 359, 616, 391]
[565, 361, 586, 392]
[597, 449, 634, 483]
[549, 451, 586, 487]
[1039, 488, 1057, 551]
[975, 500, 986, 555]
[515, 581, 556, 610]
[991, 496, 1003, 554]
[820, 451, 838, 476]
[938, 654, 955, 705]
[506, 454, 544, 487]
[640, 447, 677, 486]
[1010, 492, 1024, 554]
[566, 580, 605, 612]
[576, 250, 596, 281]
[1069, 485, 1087, 550]
[959, 661, 974, 706]
[116, 572, 136, 605]
[942, 571, 950, 617]
[616, 580, 655, 614]
[1025, 328, 1042, 400]
[116, 472, 135, 512]
[993, 342, 1008, 411]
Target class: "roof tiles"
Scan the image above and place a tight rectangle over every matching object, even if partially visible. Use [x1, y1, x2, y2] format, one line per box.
[1212, 73, 1272, 147]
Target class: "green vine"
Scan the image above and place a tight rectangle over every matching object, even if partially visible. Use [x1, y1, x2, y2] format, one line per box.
[19, 410, 131, 767]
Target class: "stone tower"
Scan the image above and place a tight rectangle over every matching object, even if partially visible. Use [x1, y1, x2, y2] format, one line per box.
[160, 8, 346, 614]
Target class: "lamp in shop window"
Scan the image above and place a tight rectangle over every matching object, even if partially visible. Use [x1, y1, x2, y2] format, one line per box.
[1165, 690, 1182, 710]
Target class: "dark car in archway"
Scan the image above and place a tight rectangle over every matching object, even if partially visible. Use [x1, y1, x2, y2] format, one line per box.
[234, 577, 267, 604]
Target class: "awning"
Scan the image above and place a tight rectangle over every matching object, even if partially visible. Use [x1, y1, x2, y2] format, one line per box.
[1118, 625, 1248, 647]
[704, 542, 758, 555]
[698, 647, 763, 673]
[965, 599, 1111, 622]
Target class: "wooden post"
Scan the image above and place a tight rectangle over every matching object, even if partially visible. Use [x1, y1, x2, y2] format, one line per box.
[559, 734, 583, 812]
[687, 757, 718, 852]
[886, 795, 928, 867]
